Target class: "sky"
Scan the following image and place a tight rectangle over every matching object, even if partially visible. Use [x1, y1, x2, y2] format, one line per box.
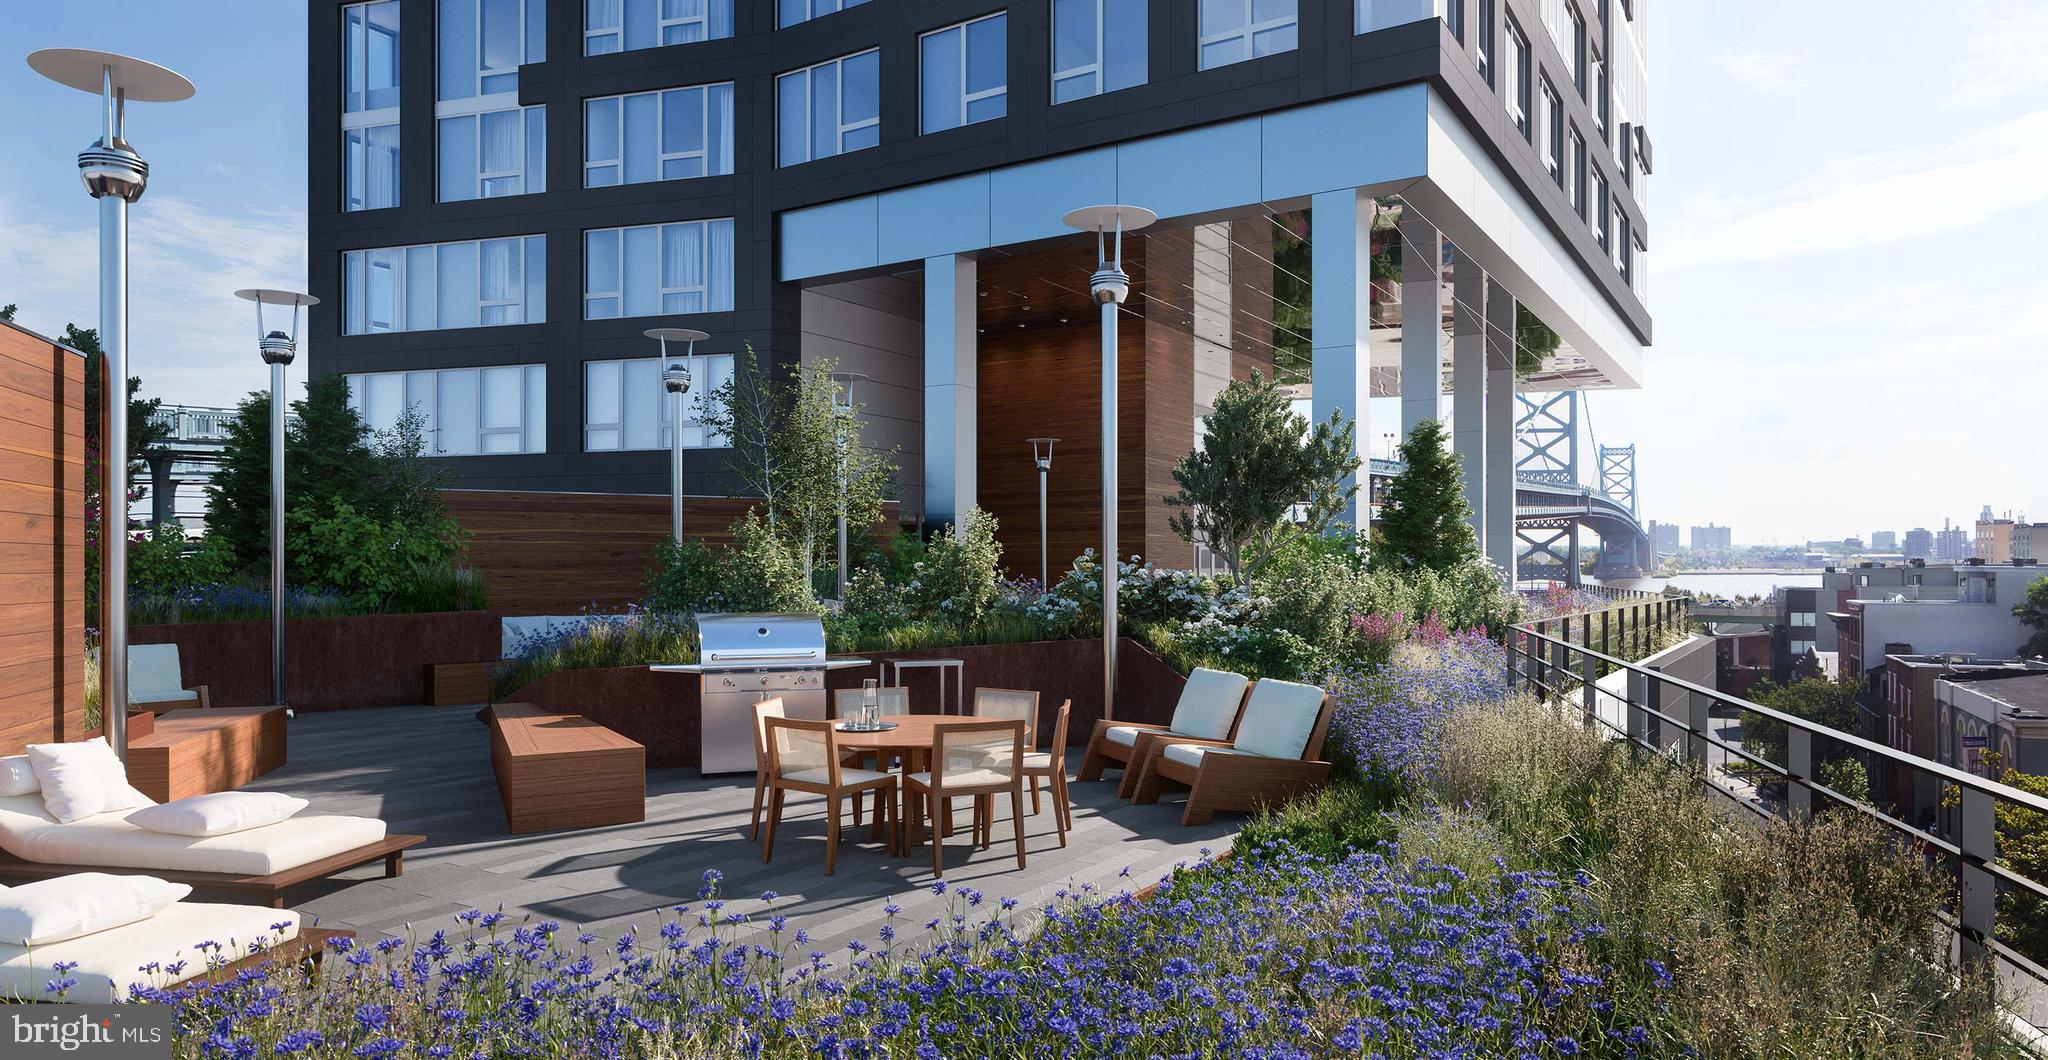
[0, 0, 2041, 547]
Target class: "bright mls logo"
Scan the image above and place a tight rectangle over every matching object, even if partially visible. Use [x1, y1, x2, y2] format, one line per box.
[5, 1005, 171, 1059]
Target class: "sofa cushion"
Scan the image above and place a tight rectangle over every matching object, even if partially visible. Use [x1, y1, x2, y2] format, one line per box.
[1168, 668, 1251, 741]
[1230, 680, 1327, 760]
[128, 643, 189, 700]
[26, 740, 152, 824]
[0, 795, 386, 877]
[128, 792, 309, 838]
[0, 901, 300, 1003]
[1103, 725, 1145, 748]
[0, 757, 36, 798]
[0, 873, 190, 947]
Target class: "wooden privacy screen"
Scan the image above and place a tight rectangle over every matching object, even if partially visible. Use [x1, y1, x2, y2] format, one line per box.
[0, 322, 87, 754]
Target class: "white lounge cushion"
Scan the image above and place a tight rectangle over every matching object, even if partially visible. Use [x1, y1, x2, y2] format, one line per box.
[128, 792, 309, 838]
[1230, 680, 1327, 760]
[133, 688, 201, 705]
[0, 756, 36, 797]
[905, 769, 1013, 789]
[26, 739, 152, 824]
[1162, 744, 1264, 770]
[1168, 668, 1251, 740]
[782, 767, 892, 787]
[0, 873, 190, 947]
[0, 901, 300, 1003]
[0, 796, 386, 877]
[1103, 725, 1144, 748]
[128, 643, 191, 701]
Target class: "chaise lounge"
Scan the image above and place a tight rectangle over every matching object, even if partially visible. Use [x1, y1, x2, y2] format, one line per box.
[1077, 667, 1251, 798]
[1130, 678, 1337, 825]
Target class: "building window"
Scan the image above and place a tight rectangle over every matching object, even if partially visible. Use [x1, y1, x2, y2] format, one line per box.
[1476, 0, 1494, 85]
[585, 0, 733, 55]
[585, 83, 734, 187]
[1198, 0, 1299, 70]
[583, 354, 734, 451]
[921, 14, 1008, 133]
[1357, 0, 1457, 37]
[347, 364, 547, 456]
[1567, 1, 1587, 96]
[343, 236, 547, 335]
[777, 50, 880, 166]
[1568, 128, 1587, 217]
[1052, 0, 1147, 104]
[342, 1, 401, 212]
[779, 0, 871, 29]
[583, 219, 735, 319]
[437, 0, 546, 201]
[1540, 78, 1562, 183]
[1591, 171, 1608, 246]
[1503, 15, 1530, 138]
[1613, 205, 1633, 283]
[1593, 45, 1609, 140]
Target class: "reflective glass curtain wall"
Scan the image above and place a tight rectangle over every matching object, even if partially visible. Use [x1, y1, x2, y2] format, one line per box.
[438, 0, 547, 200]
[585, 0, 734, 54]
[1051, 0, 1147, 103]
[343, 1, 401, 211]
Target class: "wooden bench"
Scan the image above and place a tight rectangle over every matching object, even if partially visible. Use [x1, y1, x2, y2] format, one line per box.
[488, 703, 645, 834]
[425, 662, 495, 706]
[126, 705, 287, 804]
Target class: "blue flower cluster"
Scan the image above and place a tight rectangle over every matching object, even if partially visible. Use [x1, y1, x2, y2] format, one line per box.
[1327, 629, 1509, 785]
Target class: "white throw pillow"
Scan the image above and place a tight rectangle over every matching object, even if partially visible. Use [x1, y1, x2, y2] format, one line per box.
[0, 755, 37, 797]
[1230, 680, 1328, 760]
[128, 792, 308, 837]
[0, 873, 189, 946]
[25, 739, 148, 823]
[1168, 668, 1251, 741]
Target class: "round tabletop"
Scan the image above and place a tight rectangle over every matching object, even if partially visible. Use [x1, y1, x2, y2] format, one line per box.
[833, 714, 975, 751]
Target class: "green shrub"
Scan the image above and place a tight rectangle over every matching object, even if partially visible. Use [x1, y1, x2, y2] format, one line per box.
[643, 537, 725, 615]
[905, 507, 1002, 628]
[494, 612, 700, 700]
[721, 510, 813, 614]
[286, 499, 467, 608]
[1238, 772, 1402, 861]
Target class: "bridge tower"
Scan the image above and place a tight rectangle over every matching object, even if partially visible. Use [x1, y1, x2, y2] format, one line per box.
[1598, 444, 1637, 515]
[1514, 392, 1582, 587]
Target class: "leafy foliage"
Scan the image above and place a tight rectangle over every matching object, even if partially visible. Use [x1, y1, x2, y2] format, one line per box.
[286, 499, 467, 606]
[1164, 372, 1359, 592]
[1371, 419, 1480, 575]
[904, 508, 1004, 629]
[2015, 574, 2048, 658]
[1741, 677, 1864, 769]
[1516, 304, 1561, 378]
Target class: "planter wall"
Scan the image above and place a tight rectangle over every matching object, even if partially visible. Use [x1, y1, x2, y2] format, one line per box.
[508, 637, 1191, 770]
[132, 611, 502, 712]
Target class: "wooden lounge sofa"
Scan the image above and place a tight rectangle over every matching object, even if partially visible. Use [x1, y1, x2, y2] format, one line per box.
[1077, 667, 1251, 798]
[126, 705, 287, 804]
[489, 703, 645, 834]
[1130, 679, 1337, 826]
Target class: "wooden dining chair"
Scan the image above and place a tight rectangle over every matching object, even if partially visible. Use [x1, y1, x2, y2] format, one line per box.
[761, 716, 899, 875]
[905, 718, 1027, 878]
[973, 687, 1041, 816]
[748, 697, 787, 842]
[1020, 699, 1073, 844]
[834, 686, 911, 825]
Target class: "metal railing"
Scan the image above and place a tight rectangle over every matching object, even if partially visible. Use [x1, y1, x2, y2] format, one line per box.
[1508, 609, 2048, 986]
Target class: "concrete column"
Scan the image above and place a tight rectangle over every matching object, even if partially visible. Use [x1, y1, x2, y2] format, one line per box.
[1399, 209, 1443, 440]
[1484, 278, 1517, 581]
[1451, 251, 1487, 552]
[923, 254, 977, 534]
[1311, 189, 1372, 528]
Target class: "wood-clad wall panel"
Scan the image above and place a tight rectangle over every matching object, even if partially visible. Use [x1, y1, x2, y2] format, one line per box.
[0, 324, 86, 754]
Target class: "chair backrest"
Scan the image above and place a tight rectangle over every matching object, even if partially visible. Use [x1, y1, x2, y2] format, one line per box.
[764, 716, 838, 783]
[752, 697, 788, 764]
[1229, 679, 1333, 760]
[1167, 667, 1251, 740]
[129, 644, 185, 697]
[1044, 699, 1071, 758]
[833, 686, 910, 718]
[972, 688, 1038, 747]
[932, 719, 1023, 788]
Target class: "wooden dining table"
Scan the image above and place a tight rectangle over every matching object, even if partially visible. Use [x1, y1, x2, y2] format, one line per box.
[834, 713, 982, 841]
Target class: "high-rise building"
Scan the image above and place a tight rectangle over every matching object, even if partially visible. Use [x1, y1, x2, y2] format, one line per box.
[1935, 519, 1971, 563]
[1690, 524, 1732, 550]
[1870, 530, 1897, 551]
[308, 0, 1654, 602]
[1648, 520, 1681, 555]
[1973, 512, 2048, 564]
[1903, 527, 1933, 562]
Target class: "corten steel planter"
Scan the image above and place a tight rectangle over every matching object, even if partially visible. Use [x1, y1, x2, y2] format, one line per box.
[131, 611, 502, 712]
[506, 637, 1189, 771]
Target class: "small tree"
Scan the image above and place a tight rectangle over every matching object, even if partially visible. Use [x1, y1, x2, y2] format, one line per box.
[907, 507, 1003, 629]
[206, 375, 378, 571]
[2015, 574, 2048, 658]
[1164, 372, 1360, 592]
[1742, 677, 1863, 769]
[704, 343, 787, 536]
[1371, 420, 1479, 575]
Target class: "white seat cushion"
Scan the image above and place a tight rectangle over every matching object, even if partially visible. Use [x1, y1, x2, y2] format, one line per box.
[905, 769, 1013, 790]
[26, 739, 152, 824]
[132, 688, 200, 705]
[1021, 751, 1054, 770]
[1163, 744, 1261, 770]
[0, 901, 300, 1003]
[1103, 725, 1144, 748]
[0, 873, 190, 946]
[128, 792, 309, 838]
[0, 796, 386, 877]
[128, 644, 192, 703]
[783, 767, 892, 787]
[1168, 668, 1251, 741]
[1230, 680, 1327, 760]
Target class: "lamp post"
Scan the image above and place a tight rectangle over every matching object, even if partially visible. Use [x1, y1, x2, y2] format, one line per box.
[234, 289, 317, 715]
[28, 49, 193, 760]
[1027, 438, 1058, 588]
[830, 373, 868, 601]
[1060, 204, 1156, 721]
[645, 328, 707, 544]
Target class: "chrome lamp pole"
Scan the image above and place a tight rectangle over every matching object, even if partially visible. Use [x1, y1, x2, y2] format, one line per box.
[234, 289, 317, 714]
[1060, 205, 1156, 722]
[645, 328, 707, 544]
[1028, 438, 1058, 589]
[830, 373, 867, 601]
[28, 49, 194, 760]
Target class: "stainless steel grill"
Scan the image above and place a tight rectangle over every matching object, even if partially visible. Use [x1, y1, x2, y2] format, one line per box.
[652, 614, 869, 776]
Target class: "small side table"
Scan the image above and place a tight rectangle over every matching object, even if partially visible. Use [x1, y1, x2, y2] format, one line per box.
[883, 658, 966, 715]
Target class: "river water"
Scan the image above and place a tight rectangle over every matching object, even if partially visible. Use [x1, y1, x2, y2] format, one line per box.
[1594, 570, 1824, 598]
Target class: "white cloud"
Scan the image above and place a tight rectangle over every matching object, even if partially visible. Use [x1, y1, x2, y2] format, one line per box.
[1658, 109, 2048, 271]
[1710, 48, 1811, 95]
[1951, 1, 2048, 106]
[0, 194, 306, 407]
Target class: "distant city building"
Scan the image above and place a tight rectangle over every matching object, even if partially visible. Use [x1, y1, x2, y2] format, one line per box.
[1935, 520, 1971, 563]
[1903, 528, 1934, 562]
[1879, 654, 2048, 828]
[1974, 512, 2048, 564]
[1871, 531, 1897, 551]
[1690, 524, 1733, 550]
[1648, 521, 1681, 556]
